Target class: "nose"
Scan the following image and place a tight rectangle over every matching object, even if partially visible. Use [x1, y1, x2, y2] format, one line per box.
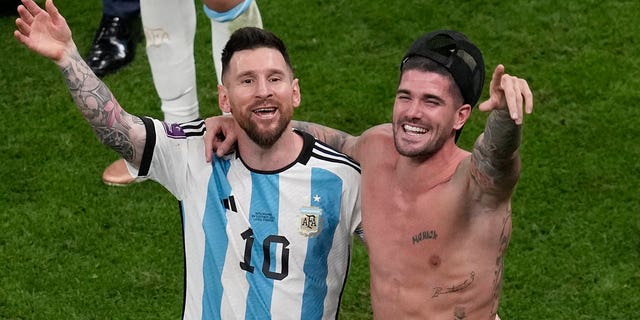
[403, 99, 423, 119]
[255, 78, 272, 98]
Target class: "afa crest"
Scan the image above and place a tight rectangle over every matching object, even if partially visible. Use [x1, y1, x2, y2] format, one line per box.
[298, 206, 323, 237]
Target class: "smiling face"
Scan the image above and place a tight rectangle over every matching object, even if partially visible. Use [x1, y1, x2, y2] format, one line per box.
[392, 69, 469, 158]
[218, 47, 300, 147]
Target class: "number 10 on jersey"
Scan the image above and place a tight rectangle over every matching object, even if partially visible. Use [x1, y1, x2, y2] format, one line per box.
[239, 228, 290, 280]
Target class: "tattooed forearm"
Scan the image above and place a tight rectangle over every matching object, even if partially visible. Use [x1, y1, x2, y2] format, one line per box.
[94, 127, 136, 162]
[482, 109, 521, 157]
[58, 51, 143, 162]
[471, 109, 521, 189]
[293, 120, 351, 153]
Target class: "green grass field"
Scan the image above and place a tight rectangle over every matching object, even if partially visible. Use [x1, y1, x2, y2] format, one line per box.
[1, 0, 639, 319]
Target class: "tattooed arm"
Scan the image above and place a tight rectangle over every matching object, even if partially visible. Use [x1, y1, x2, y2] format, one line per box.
[61, 53, 146, 166]
[15, 0, 146, 167]
[471, 109, 522, 195]
[472, 65, 533, 196]
[292, 121, 359, 157]
[203, 117, 362, 161]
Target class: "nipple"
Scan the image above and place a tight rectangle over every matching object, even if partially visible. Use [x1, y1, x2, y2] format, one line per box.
[429, 255, 441, 267]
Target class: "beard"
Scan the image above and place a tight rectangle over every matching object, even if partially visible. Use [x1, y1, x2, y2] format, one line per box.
[392, 121, 449, 158]
[235, 99, 293, 148]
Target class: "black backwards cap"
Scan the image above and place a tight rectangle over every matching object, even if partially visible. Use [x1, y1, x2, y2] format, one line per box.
[401, 30, 485, 108]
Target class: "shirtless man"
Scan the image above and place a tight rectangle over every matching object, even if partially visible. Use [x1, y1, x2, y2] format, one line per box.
[205, 30, 533, 319]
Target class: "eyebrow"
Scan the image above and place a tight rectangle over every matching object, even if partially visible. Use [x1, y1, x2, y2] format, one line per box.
[236, 68, 288, 79]
[396, 89, 445, 103]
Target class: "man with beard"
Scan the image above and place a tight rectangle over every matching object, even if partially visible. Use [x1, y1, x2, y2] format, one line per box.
[205, 30, 532, 319]
[14, 2, 362, 319]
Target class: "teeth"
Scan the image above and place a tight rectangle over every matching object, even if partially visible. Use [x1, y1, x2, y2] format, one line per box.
[254, 108, 276, 113]
[403, 124, 426, 134]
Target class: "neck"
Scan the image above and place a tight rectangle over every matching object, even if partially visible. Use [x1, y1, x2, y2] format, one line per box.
[396, 139, 468, 188]
[236, 126, 303, 171]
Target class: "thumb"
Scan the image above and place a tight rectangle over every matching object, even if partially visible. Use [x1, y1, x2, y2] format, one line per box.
[477, 99, 495, 112]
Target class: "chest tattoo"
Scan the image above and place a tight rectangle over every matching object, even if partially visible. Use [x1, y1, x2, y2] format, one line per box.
[411, 229, 438, 245]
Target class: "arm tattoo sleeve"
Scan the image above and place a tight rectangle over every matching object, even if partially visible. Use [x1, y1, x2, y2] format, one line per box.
[59, 51, 142, 162]
[292, 120, 351, 153]
[471, 109, 522, 190]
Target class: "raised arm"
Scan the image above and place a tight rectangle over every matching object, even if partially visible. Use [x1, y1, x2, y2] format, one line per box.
[472, 65, 533, 197]
[14, 0, 146, 167]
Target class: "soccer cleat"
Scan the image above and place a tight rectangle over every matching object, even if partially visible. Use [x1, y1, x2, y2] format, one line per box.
[101, 159, 137, 186]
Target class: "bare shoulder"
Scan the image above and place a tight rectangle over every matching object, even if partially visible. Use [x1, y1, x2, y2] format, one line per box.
[359, 124, 393, 145]
[352, 124, 394, 160]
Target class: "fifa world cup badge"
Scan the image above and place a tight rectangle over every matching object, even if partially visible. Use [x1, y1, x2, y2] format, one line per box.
[298, 206, 323, 237]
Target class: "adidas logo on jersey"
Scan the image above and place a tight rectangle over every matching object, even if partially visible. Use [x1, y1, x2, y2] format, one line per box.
[222, 195, 238, 213]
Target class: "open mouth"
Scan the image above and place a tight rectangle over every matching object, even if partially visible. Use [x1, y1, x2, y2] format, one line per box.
[403, 124, 427, 135]
[252, 107, 278, 117]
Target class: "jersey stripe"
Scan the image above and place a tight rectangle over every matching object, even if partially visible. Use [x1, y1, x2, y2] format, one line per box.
[311, 151, 360, 173]
[313, 142, 359, 166]
[245, 173, 280, 319]
[300, 167, 343, 319]
[311, 144, 360, 174]
[202, 158, 233, 319]
[139, 117, 157, 176]
[180, 119, 206, 137]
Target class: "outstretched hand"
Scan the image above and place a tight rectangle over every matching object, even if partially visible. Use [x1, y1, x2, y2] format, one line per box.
[204, 115, 238, 162]
[477, 65, 533, 125]
[14, 0, 73, 62]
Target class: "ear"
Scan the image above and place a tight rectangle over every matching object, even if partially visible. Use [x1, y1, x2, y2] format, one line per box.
[292, 78, 301, 108]
[453, 104, 472, 130]
[218, 84, 232, 114]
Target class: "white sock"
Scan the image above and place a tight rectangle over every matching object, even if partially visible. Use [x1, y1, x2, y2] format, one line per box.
[140, 0, 199, 123]
[205, 0, 263, 85]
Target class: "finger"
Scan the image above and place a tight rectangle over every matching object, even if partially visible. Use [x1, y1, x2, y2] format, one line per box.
[14, 29, 29, 47]
[216, 134, 236, 158]
[501, 75, 522, 124]
[477, 100, 493, 112]
[45, 0, 62, 25]
[203, 117, 220, 162]
[17, 5, 34, 25]
[204, 131, 214, 163]
[513, 78, 524, 123]
[478, 65, 506, 112]
[14, 28, 38, 52]
[508, 76, 524, 122]
[491, 64, 505, 93]
[15, 17, 31, 37]
[520, 79, 534, 114]
[21, 0, 44, 17]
